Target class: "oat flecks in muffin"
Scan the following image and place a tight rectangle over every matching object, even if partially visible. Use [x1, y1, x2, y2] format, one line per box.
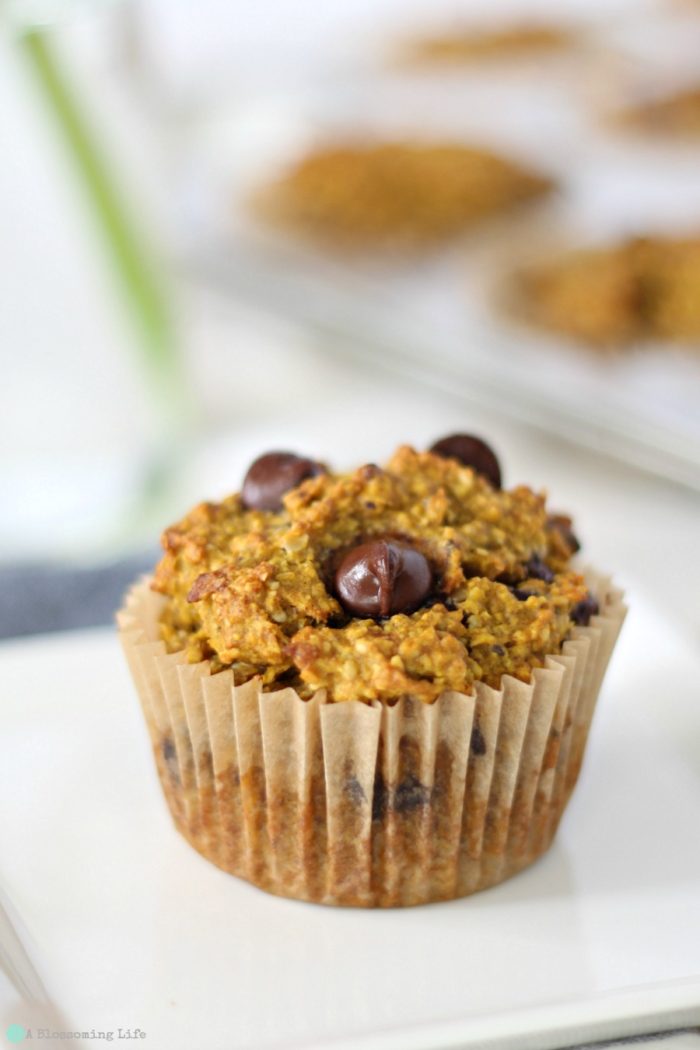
[153, 444, 589, 702]
[255, 142, 553, 249]
[516, 235, 700, 348]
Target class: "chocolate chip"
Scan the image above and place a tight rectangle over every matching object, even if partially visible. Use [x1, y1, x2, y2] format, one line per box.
[423, 593, 446, 609]
[525, 555, 554, 583]
[394, 773, 431, 814]
[334, 539, 433, 619]
[429, 433, 502, 489]
[571, 594, 599, 627]
[241, 451, 325, 511]
[470, 724, 487, 756]
[510, 586, 537, 602]
[547, 513, 581, 554]
[161, 737, 180, 785]
[344, 774, 367, 806]
[491, 644, 506, 656]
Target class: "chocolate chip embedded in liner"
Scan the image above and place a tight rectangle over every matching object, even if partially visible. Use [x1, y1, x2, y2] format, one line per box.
[571, 594, 600, 627]
[241, 451, 325, 511]
[344, 774, 367, 806]
[334, 539, 433, 619]
[161, 737, 180, 785]
[394, 773, 431, 814]
[470, 724, 487, 756]
[429, 433, 502, 489]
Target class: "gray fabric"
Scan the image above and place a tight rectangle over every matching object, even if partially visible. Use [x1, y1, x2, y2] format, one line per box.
[0, 554, 156, 639]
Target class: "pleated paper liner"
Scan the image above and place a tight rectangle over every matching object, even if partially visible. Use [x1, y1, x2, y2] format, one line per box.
[117, 569, 626, 907]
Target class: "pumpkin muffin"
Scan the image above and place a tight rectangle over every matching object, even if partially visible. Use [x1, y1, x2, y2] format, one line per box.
[118, 436, 625, 906]
[514, 235, 700, 348]
[394, 23, 576, 66]
[613, 84, 700, 137]
[254, 142, 554, 250]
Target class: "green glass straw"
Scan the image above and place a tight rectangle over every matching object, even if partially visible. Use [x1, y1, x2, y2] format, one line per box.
[17, 24, 193, 541]
[18, 25, 187, 423]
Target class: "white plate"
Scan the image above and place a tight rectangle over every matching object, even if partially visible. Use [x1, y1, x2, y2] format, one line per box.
[1, 585, 699, 1050]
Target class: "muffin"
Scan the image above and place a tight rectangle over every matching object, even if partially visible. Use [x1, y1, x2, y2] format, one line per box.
[612, 83, 700, 137]
[254, 142, 554, 251]
[118, 437, 625, 907]
[513, 234, 700, 348]
[393, 23, 577, 67]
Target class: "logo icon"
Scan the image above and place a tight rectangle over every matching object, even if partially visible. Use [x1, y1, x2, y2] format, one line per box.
[5, 1026, 26, 1044]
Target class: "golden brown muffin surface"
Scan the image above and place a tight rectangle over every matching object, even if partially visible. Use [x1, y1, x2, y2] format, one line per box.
[614, 85, 700, 136]
[516, 235, 700, 347]
[153, 445, 591, 703]
[396, 24, 575, 65]
[255, 142, 553, 249]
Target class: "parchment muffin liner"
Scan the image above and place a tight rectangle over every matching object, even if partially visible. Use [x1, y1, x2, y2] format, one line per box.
[117, 569, 625, 907]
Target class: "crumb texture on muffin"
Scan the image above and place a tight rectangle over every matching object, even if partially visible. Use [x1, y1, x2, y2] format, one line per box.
[153, 444, 591, 702]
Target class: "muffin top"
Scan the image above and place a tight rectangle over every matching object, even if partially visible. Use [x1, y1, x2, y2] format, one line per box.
[515, 234, 700, 347]
[613, 84, 700, 137]
[255, 142, 553, 249]
[394, 23, 575, 66]
[153, 438, 596, 704]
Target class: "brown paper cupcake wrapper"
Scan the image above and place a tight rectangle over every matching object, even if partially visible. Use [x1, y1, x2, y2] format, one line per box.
[117, 569, 625, 907]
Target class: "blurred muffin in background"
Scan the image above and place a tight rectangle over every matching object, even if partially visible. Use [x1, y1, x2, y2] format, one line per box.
[392, 23, 578, 67]
[254, 141, 554, 251]
[610, 82, 700, 136]
[511, 235, 700, 349]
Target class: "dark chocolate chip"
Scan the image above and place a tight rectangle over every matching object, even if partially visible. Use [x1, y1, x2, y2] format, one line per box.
[429, 433, 502, 489]
[394, 773, 431, 814]
[525, 555, 555, 583]
[510, 586, 537, 602]
[571, 594, 600, 627]
[344, 774, 367, 806]
[241, 451, 325, 511]
[491, 644, 506, 656]
[470, 724, 487, 756]
[547, 513, 581, 554]
[161, 737, 180, 785]
[364, 501, 377, 509]
[334, 539, 433, 619]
